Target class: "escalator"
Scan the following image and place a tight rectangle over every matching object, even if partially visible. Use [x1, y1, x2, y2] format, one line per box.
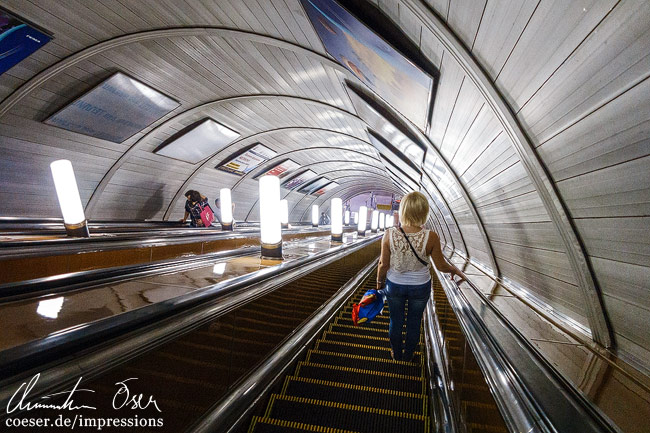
[431, 278, 507, 433]
[247, 271, 509, 433]
[249, 269, 429, 433]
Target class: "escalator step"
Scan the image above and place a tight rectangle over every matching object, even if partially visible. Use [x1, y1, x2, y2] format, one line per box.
[250, 416, 358, 433]
[467, 422, 508, 433]
[266, 394, 428, 433]
[463, 401, 504, 427]
[315, 340, 393, 360]
[322, 330, 389, 345]
[329, 323, 392, 338]
[282, 376, 426, 415]
[307, 350, 421, 377]
[295, 362, 422, 394]
[339, 310, 390, 323]
[335, 317, 389, 330]
[458, 383, 497, 405]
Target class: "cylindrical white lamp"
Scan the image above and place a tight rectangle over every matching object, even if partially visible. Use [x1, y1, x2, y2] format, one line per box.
[357, 206, 367, 236]
[379, 212, 385, 230]
[259, 175, 282, 259]
[220, 188, 234, 231]
[50, 160, 89, 237]
[344, 210, 350, 226]
[371, 210, 379, 233]
[312, 204, 319, 227]
[331, 198, 343, 242]
[353, 212, 358, 224]
[280, 199, 289, 229]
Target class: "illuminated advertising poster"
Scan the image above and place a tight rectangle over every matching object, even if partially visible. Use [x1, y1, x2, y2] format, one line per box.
[298, 177, 330, 194]
[314, 181, 339, 196]
[0, 10, 51, 75]
[259, 159, 301, 179]
[301, 0, 433, 128]
[217, 143, 277, 176]
[281, 169, 317, 190]
[45, 72, 180, 143]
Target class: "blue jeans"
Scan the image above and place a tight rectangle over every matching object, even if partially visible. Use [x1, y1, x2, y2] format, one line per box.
[383, 279, 431, 360]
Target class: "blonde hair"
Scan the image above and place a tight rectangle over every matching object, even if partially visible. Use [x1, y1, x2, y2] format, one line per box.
[399, 191, 429, 226]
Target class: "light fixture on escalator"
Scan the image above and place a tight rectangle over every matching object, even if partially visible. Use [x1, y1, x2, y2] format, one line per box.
[353, 212, 358, 225]
[259, 175, 282, 259]
[379, 212, 385, 230]
[344, 210, 350, 226]
[312, 204, 319, 228]
[220, 188, 234, 231]
[331, 197, 343, 242]
[280, 199, 289, 229]
[357, 206, 367, 236]
[371, 210, 379, 233]
[50, 159, 89, 238]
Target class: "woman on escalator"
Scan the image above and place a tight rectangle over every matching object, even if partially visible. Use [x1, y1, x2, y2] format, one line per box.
[376, 191, 462, 362]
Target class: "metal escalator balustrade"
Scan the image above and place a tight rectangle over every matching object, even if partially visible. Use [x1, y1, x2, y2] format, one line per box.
[0, 242, 380, 433]
[249, 269, 430, 433]
[429, 277, 508, 433]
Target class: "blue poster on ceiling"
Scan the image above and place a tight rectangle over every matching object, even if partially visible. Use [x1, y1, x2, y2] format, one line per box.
[0, 11, 51, 75]
[301, 0, 433, 129]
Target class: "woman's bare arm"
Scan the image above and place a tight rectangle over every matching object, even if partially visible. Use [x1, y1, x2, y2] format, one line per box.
[376, 231, 391, 289]
[427, 231, 462, 278]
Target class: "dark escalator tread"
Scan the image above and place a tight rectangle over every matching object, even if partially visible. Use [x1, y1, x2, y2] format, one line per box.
[463, 401, 504, 428]
[322, 330, 389, 345]
[250, 416, 360, 433]
[329, 323, 394, 338]
[315, 340, 393, 360]
[307, 350, 421, 377]
[335, 316, 389, 330]
[266, 394, 428, 433]
[467, 422, 508, 433]
[283, 376, 426, 415]
[295, 362, 422, 394]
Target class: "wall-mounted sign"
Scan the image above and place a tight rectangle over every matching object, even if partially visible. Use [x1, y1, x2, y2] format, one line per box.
[298, 177, 330, 194]
[256, 159, 301, 179]
[45, 72, 180, 143]
[154, 118, 240, 164]
[301, 0, 433, 129]
[0, 10, 51, 75]
[314, 181, 339, 196]
[281, 169, 317, 190]
[216, 143, 277, 176]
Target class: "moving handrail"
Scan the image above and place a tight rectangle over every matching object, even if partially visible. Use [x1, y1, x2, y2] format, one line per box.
[0, 225, 336, 259]
[432, 266, 619, 433]
[0, 235, 381, 404]
[190, 258, 380, 433]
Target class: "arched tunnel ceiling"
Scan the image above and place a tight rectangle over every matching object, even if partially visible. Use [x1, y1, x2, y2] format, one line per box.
[0, 0, 648, 373]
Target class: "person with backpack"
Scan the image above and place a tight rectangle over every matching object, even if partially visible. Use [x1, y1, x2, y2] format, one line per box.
[376, 191, 462, 361]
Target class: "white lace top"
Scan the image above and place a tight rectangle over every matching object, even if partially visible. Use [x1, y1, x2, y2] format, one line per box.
[386, 227, 431, 285]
